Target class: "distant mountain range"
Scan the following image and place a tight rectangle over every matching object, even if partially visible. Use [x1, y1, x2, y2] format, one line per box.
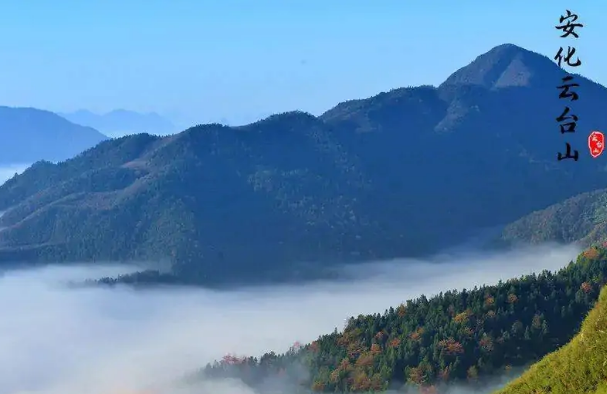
[0, 106, 107, 165]
[60, 109, 177, 137]
[1, 43, 607, 286]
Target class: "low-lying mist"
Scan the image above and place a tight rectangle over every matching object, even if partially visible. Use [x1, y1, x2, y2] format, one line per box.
[0, 243, 581, 394]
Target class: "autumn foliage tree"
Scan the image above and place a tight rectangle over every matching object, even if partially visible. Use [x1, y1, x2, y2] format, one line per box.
[203, 248, 607, 392]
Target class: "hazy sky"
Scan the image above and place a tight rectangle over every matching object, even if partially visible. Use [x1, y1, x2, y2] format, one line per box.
[0, 1, 605, 125]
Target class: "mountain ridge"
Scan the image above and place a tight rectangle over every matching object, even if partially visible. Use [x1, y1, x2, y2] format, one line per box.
[0, 106, 108, 164]
[441, 43, 558, 89]
[499, 187, 607, 248]
[1, 43, 606, 285]
[60, 109, 177, 137]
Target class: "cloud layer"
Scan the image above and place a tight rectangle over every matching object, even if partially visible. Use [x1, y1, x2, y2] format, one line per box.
[0, 243, 581, 394]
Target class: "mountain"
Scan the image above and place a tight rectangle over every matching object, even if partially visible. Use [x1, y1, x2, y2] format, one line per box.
[61, 109, 177, 137]
[201, 247, 607, 392]
[494, 281, 607, 394]
[0, 106, 107, 164]
[500, 188, 607, 247]
[1, 43, 607, 285]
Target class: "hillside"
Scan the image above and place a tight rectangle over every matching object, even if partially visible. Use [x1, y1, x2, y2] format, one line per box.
[201, 246, 607, 393]
[494, 281, 607, 394]
[61, 109, 176, 137]
[500, 188, 607, 247]
[1, 44, 607, 285]
[0, 106, 107, 164]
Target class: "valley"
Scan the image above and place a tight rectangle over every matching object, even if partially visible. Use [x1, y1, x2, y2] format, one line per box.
[2, 4, 607, 393]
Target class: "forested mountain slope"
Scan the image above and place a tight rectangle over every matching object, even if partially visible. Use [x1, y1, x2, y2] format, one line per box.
[494, 281, 607, 394]
[1, 44, 607, 285]
[500, 188, 607, 248]
[201, 246, 607, 393]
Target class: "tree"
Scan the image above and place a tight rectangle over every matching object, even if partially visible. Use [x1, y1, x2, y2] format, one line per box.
[202, 250, 607, 392]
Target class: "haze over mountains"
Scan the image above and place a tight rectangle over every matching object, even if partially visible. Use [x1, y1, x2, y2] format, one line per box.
[0, 106, 107, 165]
[60, 109, 178, 137]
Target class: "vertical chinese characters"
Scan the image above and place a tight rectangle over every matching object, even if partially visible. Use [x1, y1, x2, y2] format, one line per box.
[555, 9, 583, 161]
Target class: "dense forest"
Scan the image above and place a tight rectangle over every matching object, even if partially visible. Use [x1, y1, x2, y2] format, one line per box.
[3, 44, 607, 287]
[501, 187, 607, 247]
[496, 281, 607, 394]
[201, 246, 607, 393]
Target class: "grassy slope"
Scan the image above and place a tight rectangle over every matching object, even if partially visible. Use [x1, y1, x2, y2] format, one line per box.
[494, 285, 607, 394]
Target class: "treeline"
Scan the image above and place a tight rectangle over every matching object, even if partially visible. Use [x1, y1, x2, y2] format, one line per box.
[202, 246, 607, 392]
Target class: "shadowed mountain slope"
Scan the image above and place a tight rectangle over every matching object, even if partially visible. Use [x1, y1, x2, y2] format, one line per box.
[500, 188, 607, 247]
[1, 44, 606, 285]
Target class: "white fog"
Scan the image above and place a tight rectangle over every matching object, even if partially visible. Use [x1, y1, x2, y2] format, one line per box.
[0, 243, 581, 394]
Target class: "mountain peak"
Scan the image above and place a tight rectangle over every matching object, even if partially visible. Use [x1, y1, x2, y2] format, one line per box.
[440, 43, 561, 90]
[244, 110, 319, 129]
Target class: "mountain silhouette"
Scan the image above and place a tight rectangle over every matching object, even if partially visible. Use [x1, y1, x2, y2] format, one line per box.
[61, 109, 176, 137]
[441, 43, 562, 89]
[0, 43, 606, 286]
[0, 107, 107, 164]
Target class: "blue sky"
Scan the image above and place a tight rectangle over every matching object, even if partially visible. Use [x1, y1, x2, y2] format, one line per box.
[0, 1, 605, 127]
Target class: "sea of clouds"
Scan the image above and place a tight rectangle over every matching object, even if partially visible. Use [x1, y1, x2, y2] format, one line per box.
[0, 243, 581, 394]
